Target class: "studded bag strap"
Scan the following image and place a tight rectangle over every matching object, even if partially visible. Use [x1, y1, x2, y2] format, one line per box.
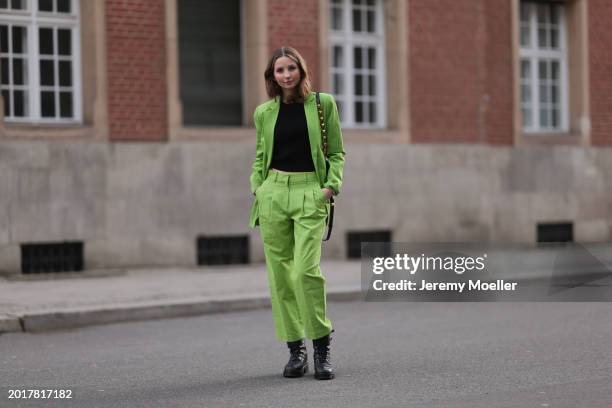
[315, 92, 334, 242]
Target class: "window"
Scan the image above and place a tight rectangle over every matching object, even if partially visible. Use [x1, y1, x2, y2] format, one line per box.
[178, 0, 242, 126]
[0, 0, 27, 12]
[0, 0, 81, 124]
[196, 235, 249, 265]
[519, 1, 568, 133]
[21, 241, 84, 274]
[346, 230, 391, 259]
[329, 0, 385, 129]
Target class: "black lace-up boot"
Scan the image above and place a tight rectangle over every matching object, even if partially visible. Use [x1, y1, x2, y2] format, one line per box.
[312, 332, 334, 380]
[283, 339, 308, 378]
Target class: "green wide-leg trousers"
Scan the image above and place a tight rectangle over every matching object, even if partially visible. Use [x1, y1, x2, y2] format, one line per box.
[257, 170, 333, 342]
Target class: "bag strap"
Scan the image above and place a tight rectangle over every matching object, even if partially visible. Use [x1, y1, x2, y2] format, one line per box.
[316, 92, 328, 157]
[316, 92, 334, 242]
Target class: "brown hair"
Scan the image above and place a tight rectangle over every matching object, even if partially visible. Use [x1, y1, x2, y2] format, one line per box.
[264, 46, 312, 103]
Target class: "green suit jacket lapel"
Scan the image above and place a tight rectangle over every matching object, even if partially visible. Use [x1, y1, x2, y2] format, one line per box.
[303, 93, 321, 167]
[263, 99, 280, 171]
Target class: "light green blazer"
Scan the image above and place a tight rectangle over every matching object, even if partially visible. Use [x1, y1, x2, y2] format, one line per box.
[249, 92, 346, 228]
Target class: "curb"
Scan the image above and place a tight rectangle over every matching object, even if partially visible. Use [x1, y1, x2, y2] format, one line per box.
[10, 289, 362, 333]
[0, 314, 23, 333]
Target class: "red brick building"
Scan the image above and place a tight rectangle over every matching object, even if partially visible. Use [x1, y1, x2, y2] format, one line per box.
[0, 0, 610, 273]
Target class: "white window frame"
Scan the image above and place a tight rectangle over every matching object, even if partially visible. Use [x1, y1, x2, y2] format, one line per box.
[329, 0, 386, 129]
[519, 1, 569, 134]
[0, 0, 82, 124]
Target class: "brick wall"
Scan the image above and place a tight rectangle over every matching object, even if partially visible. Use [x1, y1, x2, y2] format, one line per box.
[409, 0, 513, 145]
[106, 0, 167, 141]
[589, 0, 612, 146]
[267, 0, 320, 89]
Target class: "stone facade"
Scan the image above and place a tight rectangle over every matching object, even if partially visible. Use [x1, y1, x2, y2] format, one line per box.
[0, 0, 610, 274]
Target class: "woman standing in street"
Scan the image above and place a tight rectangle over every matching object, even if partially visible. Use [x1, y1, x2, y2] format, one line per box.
[248, 46, 345, 380]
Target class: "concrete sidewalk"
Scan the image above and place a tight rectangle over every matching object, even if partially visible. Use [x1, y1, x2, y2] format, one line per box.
[3, 244, 612, 334]
[0, 261, 362, 333]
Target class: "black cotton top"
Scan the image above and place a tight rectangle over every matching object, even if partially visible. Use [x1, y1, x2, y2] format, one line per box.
[269, 101, 315, 172]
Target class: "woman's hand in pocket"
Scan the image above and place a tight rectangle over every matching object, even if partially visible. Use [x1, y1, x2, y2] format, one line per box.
[321, 188, 333, 201]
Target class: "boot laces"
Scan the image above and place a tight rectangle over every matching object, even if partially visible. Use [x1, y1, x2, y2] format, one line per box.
[314, 344, 331, 362]
[288, 345, 306, 363]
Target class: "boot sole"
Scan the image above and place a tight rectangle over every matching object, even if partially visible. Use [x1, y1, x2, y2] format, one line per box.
[283, 364, 308, 378]
[314, 371, 335, 380]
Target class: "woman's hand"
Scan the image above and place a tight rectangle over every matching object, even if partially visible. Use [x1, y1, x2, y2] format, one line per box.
[321, 188, 333, 201]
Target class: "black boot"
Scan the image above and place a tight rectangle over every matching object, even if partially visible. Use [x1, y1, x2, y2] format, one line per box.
[283, 339, 308, 378]
[313, 332, 334, 380]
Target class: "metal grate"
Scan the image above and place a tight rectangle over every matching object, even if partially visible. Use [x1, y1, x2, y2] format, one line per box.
[537, 222, 573, 243]
[197, 235, 249, 265]
[346, 230, 392, 259]
[21, 241, 84, 274]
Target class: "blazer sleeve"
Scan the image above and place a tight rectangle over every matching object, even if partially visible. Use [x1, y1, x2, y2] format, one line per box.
[322, 94, 346, 196]
[249, 107, 265, 194]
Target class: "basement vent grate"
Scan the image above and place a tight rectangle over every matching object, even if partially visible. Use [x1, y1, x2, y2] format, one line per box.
[346, 230, 392, 259]
[537, 222, 574, 243]
[21, 241, 84, 274]
[197, 235, 249, 265]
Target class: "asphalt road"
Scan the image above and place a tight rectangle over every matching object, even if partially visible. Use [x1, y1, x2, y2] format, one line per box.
[1, 301, 611, 408]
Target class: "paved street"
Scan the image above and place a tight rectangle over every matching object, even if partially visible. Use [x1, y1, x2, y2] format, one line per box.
[1, 301, 611, 407]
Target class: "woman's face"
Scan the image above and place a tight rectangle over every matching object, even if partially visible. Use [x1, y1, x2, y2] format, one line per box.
[273, 56, 301, 92]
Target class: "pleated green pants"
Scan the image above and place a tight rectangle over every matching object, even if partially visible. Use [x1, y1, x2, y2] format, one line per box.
[257, 170, 333, 342]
